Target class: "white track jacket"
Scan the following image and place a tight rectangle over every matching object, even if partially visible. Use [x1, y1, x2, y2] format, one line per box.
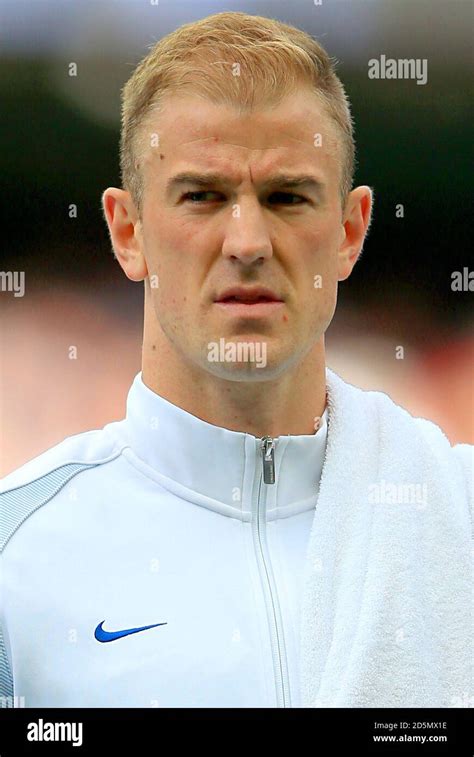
[1, 368, 472, 708]
[0, 371, 328, 707]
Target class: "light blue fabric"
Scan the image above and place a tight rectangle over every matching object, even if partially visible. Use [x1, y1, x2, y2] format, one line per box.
[0, 462, 99, 707]
[0, 373, 328, 707]
[0, 622, 14, 707]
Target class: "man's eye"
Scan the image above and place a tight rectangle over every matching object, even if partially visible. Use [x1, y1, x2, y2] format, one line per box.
[182, 191, 222, 203]
[268, 192, 307, 205]
[181, 190, 307, 205]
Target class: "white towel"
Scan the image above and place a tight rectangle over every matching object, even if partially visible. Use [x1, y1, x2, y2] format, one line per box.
[299, 367, 473, 707]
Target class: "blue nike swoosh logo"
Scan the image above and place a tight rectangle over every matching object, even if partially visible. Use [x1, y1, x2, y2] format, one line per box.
[94, 620, 167, 643]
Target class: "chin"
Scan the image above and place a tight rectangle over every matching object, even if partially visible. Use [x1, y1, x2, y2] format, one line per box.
[204, 352, 294, 382]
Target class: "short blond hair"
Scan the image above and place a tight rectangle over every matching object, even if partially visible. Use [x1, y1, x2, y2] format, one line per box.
[120, 11, 355, 216]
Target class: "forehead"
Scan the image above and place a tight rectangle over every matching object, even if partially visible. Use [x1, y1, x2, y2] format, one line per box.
[141, 89, 341, 183]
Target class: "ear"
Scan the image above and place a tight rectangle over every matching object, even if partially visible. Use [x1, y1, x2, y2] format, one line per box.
[337, 186, 373, 281]
[101, 188, 148, 282]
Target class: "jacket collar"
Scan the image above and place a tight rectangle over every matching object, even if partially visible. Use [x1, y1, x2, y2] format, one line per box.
[123, 371, 329, 517]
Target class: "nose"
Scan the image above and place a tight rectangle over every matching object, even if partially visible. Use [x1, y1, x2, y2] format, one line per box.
[221, 197, 273, 265]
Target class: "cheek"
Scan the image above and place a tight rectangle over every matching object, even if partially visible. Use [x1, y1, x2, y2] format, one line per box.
[154, 270, 189, 313]
[311, 214, 341, 252]
[288, 220, 339, 320]
[145, 221, 193, 305]
[296, 220, 339, 283]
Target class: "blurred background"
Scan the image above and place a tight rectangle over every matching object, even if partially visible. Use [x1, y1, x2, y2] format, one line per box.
[0, 0, 472, 476]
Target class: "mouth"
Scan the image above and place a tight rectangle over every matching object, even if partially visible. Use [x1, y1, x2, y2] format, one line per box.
[214, 286, 285, 316]
[214, 296, 285, 317]
[218, 295, 279, 304]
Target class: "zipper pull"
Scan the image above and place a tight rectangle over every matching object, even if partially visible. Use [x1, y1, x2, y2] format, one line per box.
[261, 436, 276, 484]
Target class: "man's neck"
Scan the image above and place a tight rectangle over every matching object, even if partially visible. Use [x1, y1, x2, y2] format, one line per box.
[141, 337, 327, 439]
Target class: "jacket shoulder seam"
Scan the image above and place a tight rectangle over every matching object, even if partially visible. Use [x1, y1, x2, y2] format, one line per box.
[0, 449, 124, 553]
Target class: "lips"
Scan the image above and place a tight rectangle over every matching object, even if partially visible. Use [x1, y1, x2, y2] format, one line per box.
[221, 295, 274, 304]
[215, 286, 282, 303]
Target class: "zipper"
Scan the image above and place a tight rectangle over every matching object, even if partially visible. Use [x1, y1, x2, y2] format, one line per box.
[250, 436, 291, 707]
[261, 437, 276, 484]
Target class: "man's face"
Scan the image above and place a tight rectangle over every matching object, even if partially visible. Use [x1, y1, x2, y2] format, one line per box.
[137, 89, 350, 381]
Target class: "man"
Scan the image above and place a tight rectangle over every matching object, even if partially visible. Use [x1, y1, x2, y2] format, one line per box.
[0, 12, 472, 708]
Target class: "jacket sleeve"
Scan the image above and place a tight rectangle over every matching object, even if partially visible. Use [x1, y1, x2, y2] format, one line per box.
[0, 554, 15, 707]
[452, 442, 474, 537]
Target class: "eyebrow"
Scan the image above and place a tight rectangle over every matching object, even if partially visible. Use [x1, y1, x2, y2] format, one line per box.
[165, 172, 325, 197]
